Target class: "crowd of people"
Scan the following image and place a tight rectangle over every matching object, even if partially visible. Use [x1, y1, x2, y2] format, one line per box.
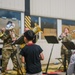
[0, 21, 44, 75]
[0, 21, 75, 75]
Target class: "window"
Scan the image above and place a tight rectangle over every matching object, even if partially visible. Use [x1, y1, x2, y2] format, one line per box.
[31, 16, 39, 27]
[31, 16, 39, 40]
[0, 10, 21, 35]
[41, 17, 57, 39]
[62, 20, 75, 39]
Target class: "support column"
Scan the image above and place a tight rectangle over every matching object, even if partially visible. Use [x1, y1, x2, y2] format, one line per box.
[21, 12, 24, 34]
[38, 17, 41, 40]
[57, 19, 62, 37]
[24, 0, 31, 29]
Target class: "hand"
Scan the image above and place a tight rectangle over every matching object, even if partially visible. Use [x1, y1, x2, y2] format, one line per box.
[1, 28, 5, 32]
[61, 33, 66, 37]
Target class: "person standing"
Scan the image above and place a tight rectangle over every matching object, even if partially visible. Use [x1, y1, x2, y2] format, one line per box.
[67, 50, 75, 75]
[20, 30, 44, 75]
[59, 27, 72, 72]
[1, 21, 17, 73]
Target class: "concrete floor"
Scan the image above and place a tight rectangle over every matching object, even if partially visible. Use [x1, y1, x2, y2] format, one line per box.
[1, 63, 74, 75]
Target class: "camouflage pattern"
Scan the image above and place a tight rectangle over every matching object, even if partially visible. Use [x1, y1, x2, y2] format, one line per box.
[2, 44, 17, 71]
[61, 34, 72, 71]
[1, 30, 18, 72]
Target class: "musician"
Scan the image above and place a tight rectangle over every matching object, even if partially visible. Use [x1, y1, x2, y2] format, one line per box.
[59, 27, 72, 72]
[1, 21, 17, 73]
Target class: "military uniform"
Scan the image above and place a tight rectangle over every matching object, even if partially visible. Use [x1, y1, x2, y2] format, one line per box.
[59, 33, 72, 71]
[1, 29, 17, 72]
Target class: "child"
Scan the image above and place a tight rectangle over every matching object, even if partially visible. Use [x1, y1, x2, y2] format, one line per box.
[67, 50, 75, 75]
[20, 30, 44, 75]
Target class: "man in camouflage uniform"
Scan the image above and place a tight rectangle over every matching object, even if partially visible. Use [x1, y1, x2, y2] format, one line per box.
[0, 21, 18, 73]
[59, 27, 72, 72]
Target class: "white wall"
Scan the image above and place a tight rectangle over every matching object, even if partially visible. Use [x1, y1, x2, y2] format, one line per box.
[0, 0, 25, 12]
[30, 0, 75, 20]
[0, 0, 75, 20]
[36, 40, 62, 64]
